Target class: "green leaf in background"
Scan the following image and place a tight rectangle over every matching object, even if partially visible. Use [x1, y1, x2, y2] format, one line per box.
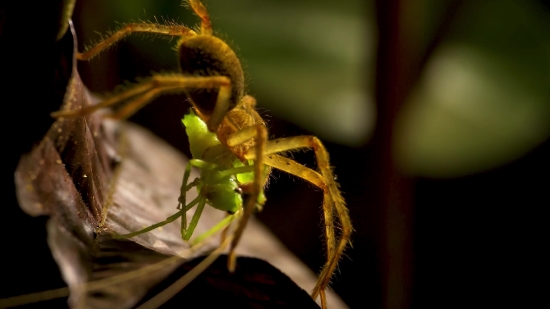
[395, 0, 550, 177]
[206, 0, 374, 147]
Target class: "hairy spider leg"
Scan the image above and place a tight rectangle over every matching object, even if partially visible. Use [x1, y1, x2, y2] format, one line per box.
[75, 0, 215, 62]
[51, 74, 232, 126]
[187, 0, 212, 35]
[263, 158, 333, 308]
[245, 138, 353, 307]
[224, 121, 267, 272]
[76, 22, 196, 61]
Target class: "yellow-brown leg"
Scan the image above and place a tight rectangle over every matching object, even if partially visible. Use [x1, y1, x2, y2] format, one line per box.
[261, 155, 334, 306]
[75, 2, 215, 62]
[187, 0, 212, 35]
[247, 138, 353, 306]
[224, 123, 268, 271]
[205, 79, 233, 132]
[77, 22, 196, 61]
[262, 154, 337, 304]
[51, 74, 231, 126]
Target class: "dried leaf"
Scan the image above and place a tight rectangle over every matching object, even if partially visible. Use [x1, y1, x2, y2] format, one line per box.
[14, 22, 191, 308]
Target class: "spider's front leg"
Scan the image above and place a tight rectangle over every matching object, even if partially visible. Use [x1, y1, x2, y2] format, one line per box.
[224, 119, 268, 271]
[246, 136, 353, 308]
[50, 74, 231, 123]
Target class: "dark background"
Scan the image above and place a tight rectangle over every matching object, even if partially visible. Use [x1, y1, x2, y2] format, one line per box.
[1, 0, 549, 308]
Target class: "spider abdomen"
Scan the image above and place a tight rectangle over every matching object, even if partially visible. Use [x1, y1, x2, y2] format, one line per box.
[178, 35, 244, 116]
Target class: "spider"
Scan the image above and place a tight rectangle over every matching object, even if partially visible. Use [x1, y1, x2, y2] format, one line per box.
[51, 0, 352, 307]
